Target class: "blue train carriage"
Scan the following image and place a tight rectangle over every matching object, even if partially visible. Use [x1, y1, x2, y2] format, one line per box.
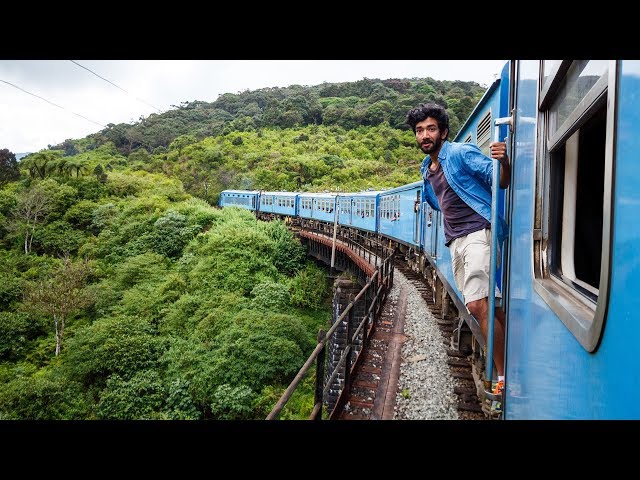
[503, 60, 640, 419]
[297, 192, 338, 225]
[218, 189, 260, 211]
[257, 191, 298, 220]
[336, 190, 382, 234]
[378, 181, 423, 250]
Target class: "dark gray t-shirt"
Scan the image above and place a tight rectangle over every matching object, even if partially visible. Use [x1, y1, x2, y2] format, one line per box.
[426, 162, 490, 245]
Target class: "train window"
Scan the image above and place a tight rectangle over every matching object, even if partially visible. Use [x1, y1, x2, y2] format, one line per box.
[533, 60, 615, 352]
[540, 60, 563, 102]
[341, 198, 350, 215]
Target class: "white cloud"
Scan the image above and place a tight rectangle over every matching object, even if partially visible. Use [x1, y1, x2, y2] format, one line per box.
[0, 60, 506, 153]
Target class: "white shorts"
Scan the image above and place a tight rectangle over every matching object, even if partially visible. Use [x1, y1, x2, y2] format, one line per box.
[450, 228, 501, 305]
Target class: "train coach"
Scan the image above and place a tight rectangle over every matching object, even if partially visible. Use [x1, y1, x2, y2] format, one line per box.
[378, 181, 423, 250]
[218, 189, 259, 210]
[336, 190, 381, 234]
[257, 191, 298, 219]
[496, 60, 640, 419]
[297, 192, 338, 224]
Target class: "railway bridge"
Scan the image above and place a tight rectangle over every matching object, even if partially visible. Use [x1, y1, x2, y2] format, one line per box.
[266, 219, 487, 420]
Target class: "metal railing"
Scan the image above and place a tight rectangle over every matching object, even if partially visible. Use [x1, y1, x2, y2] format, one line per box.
[266, 229, 395, 420]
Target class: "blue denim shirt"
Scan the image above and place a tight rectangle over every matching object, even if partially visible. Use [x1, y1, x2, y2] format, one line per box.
[420, 140, 508, 244]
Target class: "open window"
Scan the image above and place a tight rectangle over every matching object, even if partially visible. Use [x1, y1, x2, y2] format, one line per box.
[533, 60, 616, 352]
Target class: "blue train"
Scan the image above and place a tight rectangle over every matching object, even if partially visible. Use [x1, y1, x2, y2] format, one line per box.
[219, 60, 640, 419]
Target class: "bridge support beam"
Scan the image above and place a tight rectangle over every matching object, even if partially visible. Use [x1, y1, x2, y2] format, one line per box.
[324, 276, 365, 414]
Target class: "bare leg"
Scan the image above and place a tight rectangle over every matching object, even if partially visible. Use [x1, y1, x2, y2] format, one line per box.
[467, 297, 505, 377]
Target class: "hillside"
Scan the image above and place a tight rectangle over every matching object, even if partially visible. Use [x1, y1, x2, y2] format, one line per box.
[49, 76, 486, 157]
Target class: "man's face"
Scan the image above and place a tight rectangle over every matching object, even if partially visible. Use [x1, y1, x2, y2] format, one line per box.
[415, 117, 447, 155]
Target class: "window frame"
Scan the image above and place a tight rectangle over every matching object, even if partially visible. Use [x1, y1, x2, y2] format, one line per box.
[532, 60, 617, 352]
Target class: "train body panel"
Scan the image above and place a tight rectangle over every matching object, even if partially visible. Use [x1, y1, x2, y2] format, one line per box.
[378, 181, 422, 248]
[504, 59, 640, 419]
[297, 192, 338, 223]
[337, 191, 381, 233]
[259, 191, 298, 216]
[432, 211, 459, 296]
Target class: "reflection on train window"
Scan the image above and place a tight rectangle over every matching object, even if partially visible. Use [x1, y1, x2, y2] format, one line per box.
[533, 59, 614, 351]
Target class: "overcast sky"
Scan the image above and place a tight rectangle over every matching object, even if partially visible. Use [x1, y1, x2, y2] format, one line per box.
[0, 60, 506, 154]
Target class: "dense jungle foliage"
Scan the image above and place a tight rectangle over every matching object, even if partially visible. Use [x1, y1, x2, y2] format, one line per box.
[0, 75, 486, 419]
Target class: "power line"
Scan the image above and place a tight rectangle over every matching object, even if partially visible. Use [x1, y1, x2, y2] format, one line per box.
[1, 77, 159, 152]
[0, 78, 105, 128]
[70, 60, 162, 113]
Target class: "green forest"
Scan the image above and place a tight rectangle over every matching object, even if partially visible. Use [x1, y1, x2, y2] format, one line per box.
[0, 75, 486, 419]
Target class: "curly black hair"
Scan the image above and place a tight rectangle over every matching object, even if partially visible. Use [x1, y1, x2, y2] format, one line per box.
[405, 103, 449, 140]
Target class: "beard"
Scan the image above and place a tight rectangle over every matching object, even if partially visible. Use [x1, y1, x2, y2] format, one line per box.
[419, 136, 441, 154]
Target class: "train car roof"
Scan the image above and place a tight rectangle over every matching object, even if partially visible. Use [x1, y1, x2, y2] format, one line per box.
[260, 191, 298, 196]
[338, 191, 384, 197]
[297, 192, 338, 198]
[220, 189, 260, 194]
[379, 180, 423, 194]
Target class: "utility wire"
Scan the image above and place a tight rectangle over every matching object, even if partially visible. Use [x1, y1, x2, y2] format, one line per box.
[0, 78, 105, 127]
[70, 60, 163, 113]
[1, 77, 158, 152]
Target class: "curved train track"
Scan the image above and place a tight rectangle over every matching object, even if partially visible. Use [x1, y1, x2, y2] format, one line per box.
[338, 258, 488, 420]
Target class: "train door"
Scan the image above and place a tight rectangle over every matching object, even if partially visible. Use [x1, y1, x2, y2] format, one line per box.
[423, 204, 438, 259]
[430, 210, 439, 258]
[349, 198, 353, 225]
[413, 189, 421, 245]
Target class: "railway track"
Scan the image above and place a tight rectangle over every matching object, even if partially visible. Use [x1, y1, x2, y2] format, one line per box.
[338, 259, 487, 420]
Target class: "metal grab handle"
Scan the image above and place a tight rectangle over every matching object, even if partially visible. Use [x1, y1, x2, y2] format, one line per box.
[485, 116, 511, 387]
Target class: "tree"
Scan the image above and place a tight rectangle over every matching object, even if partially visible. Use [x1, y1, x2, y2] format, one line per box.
[23, 256, 94, 356]
[15, 183, 52, 254]
[0, 148, 20, 184]
[93, 164, 108, 183]
[61, 139, 78, 156]
[169, 134, 197, 157]
[20, 151, 61, 179]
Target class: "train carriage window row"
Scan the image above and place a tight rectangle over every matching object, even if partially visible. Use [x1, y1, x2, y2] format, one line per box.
[225, 194, 255, 207]
[354, 199, 375, 218]
[339, 198, 351, 215]
[380, 195, 401, 220]
[315, 199, 334, 213]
